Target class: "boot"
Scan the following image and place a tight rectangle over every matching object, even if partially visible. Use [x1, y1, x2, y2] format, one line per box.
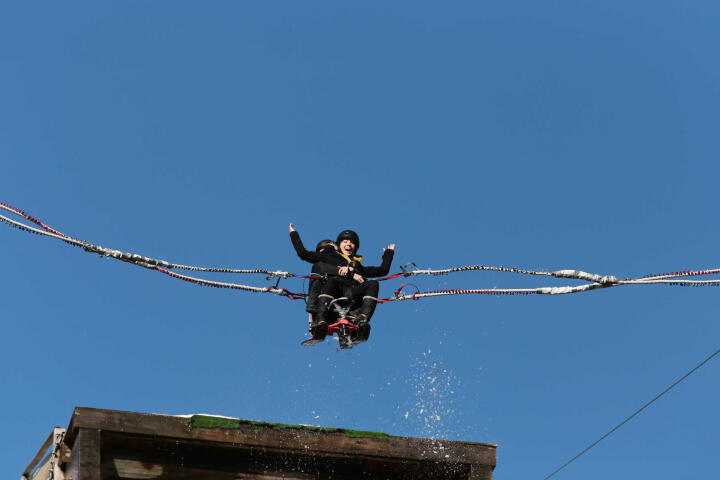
[314, 294, 334, 326]
[354, 313, 369, 327]
[309, 314, 328, 333]
[354, 316, 371, 343]
[358, 296, 378, 323]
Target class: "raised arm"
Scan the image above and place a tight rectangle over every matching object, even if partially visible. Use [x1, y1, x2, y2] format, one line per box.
[357, 244, 395, 278]
[289, 224, 323, 264]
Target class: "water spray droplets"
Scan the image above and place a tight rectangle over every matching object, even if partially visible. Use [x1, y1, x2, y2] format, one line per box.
[405, 349, 458, 442]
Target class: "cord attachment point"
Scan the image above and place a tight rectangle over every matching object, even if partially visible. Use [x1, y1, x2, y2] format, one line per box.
[394, 282, 420, 300]
[400, 262, 419, 276]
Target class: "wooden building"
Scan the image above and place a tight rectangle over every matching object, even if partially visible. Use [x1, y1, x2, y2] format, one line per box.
[22, 407, 496, 480]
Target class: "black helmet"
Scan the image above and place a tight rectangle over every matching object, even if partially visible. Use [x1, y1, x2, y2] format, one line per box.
[336, 230, 360, 250]
[315, 239, 336, 253]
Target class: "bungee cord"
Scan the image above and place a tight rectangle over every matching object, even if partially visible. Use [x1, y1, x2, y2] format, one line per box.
[1, 202, 296, 276]
[397, 262, 619, 283]
[155, 268, 296, 296]
[3, 202, 720, 302]
[641, 268, 720, 281]
[385, 278, 720, 302]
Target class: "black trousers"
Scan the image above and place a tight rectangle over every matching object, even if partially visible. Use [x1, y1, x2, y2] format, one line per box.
[306, 278, 321, 313]
[317, 277, 380, 321]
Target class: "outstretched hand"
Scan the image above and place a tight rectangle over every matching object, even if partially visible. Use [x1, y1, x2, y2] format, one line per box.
[384, 243, 396, 251]
[289, 223, 295, 233]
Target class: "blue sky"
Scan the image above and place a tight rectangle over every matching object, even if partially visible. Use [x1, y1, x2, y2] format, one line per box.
[2, 1, 719, 478]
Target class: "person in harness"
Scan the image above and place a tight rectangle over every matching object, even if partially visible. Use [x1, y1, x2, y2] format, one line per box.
[304, 238, 340, 318]
[289, 224, 395, 343]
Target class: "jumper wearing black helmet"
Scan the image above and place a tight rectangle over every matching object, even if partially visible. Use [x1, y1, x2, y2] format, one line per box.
[336, 230, 360, 251]
[303, 239, 340, 315]
[288, 223, 396, 334]
[315, 239, 337, 254]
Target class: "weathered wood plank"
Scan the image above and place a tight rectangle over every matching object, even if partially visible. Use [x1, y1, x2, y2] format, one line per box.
[469, 463, 494, 480]
[66, 428, 101, 480]
[99, 431, 471, 480]
[66, 407, 496, 468]
[22, 428, 56, 479]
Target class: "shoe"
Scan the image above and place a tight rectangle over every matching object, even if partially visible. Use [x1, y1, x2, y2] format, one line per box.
[354, 314, 369, 326]
[355, 322, 371, 343]
[311, 319, 328, 329]
[338, 334, 353, 349]
[309, 320, 328, 339]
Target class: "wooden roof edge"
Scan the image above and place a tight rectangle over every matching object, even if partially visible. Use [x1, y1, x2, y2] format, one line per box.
[187, 413, 497, 449]
[65, 407, 496, 465]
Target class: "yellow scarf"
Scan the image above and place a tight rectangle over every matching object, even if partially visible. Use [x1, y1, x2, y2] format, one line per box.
[338, 252, 363, 267]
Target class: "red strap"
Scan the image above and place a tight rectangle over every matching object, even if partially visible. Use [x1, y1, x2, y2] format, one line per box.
[378, 272, 405, 281]
[282, 288, 307, 300]
[394, 282, 411, 296]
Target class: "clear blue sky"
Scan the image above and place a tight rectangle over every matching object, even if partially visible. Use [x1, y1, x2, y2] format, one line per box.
[2, 1, 719, 478]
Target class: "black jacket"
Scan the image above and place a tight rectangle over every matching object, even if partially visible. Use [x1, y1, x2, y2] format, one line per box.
[312, 261, 340, 276]
[290, 231, 394, 279]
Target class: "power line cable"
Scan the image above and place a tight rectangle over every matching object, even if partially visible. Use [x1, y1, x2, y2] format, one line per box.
[543, 345, 720, 480]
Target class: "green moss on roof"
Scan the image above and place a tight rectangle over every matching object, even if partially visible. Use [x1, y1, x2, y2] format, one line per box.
[189, 415, 390, 440]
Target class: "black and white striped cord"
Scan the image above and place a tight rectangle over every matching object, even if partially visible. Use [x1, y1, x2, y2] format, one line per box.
[401, 263, 620, 284]
[0, 203, 294, 279]
[3, 202, 720, 300]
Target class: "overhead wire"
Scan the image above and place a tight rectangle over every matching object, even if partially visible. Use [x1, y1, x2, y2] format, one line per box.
[542, 345, 720, 480]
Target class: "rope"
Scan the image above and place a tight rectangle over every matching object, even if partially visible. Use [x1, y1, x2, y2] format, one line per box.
[0, 203, 295, 278]
[383, 277, 720, 302]
[641, 268, 720, 280]
[155, 268, 289, 295]
[0, 202, 66, 237]
[0, 213, 86, 248]
[384, 284, 599, 302]
[401, 264, 620, 284]
[3, 202, 720, 302]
